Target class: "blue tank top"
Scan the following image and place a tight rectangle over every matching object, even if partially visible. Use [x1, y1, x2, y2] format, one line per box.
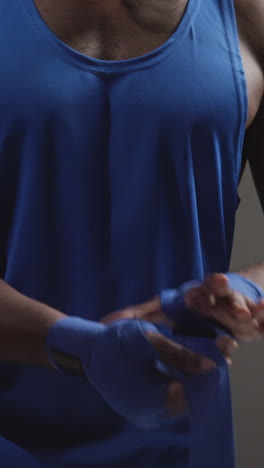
[0, 0, 247, 466]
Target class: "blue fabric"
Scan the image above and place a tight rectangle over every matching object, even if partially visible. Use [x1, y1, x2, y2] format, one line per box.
[0, 0, 248, 466]
[160, 275, 264, 468]
[159, 332, 235, 468]
[47, 317, 172, 430]
[47, 314, 237, 468]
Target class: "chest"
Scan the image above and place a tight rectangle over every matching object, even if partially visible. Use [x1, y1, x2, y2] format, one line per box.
[0, 0, 248, 246]
[34, 0, 263, 129]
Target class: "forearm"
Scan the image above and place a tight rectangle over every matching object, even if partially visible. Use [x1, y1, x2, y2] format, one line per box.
[233, 260, 264, 290]
[0, 279, 66, 368]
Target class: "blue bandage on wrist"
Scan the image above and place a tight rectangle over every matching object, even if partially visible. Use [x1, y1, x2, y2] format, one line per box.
[226, 273, 264, 302]
[160, 280, 201, 321]
[47, 317, 169, 430]
[49, 270, 264, 468]
[160, 280, 228, 339]
[47, 317, 105, 377]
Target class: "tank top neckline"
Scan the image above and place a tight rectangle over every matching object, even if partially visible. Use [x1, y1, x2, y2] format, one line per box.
[22, 0, 200, 75]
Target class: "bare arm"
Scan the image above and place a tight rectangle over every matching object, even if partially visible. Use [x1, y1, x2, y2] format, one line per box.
[236, 0, 264, 188]
[238, 87, 264, 289]
[235, 260, 264, 292]
[0, 279, 66, 368]
[236, 0, 264, 287]
[241, 97, 264, 209]
[228, 103, 264, 308]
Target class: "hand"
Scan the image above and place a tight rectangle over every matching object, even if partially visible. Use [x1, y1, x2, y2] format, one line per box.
[101, 290, 238, 366]
[100, 294, 237, 419]
[101, 302, 221, 418]
[47, 316, 215, 428]
[184, 273, 263, 342]
[135, 324, 217, 417]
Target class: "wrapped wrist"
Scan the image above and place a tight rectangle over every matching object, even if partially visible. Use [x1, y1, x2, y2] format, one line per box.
[46, 317, 105, 377]
[226, 273, 264, 303]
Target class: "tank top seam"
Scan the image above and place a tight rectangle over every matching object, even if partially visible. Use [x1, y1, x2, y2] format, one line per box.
[219, 0, 248, 184]
[20, 0, 201, 76]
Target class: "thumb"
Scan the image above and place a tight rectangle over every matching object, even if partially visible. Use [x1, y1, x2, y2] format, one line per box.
[145, 331, 216, 376]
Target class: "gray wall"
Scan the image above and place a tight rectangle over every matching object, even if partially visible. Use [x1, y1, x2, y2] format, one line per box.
[230, 165, 264, 468]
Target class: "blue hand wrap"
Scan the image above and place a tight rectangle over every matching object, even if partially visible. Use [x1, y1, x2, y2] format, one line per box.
[47, 317, 173, 430]
[227, 273, 264, 302]
[160, 273, 264, 468]
[47, 273, 264, 467]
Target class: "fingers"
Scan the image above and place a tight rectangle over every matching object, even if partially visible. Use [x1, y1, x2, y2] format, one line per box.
[216, 336, 238, 365]
[100, 308, 135, 324]
[162, 336, 239, 420]
[185, 283, 216, 310]
[251, 298, 264, 321]
[145, 331, 216, 376]
[133, 297, 174, 327]
[216, 335, 238, 356]
[161, 335, 239, 421]
[101, 296, 174, 327]
[184, 274, 229, 311]
[186, 273, 253, 320]
[165, 381, 187, 417]
[249, 299, 264, 333]
[206, 273, 257, 316]
[184, 274, 262, 342]
[211, 313, 259, 341]
[204, 273, 231, 297]
[156, 381, 187, 422]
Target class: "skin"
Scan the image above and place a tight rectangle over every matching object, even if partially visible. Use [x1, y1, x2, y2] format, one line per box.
[33, 0, 264, 414]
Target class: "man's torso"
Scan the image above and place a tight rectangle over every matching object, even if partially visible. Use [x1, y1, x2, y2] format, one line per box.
[34, 0, 263, 130]
[0, 0, 252, 459]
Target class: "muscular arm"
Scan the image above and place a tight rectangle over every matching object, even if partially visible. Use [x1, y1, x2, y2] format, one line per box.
[241, 98, 264, 209]
[0, 279, 65, 367]
[163, 0, 264, 333]
[236, 98, 264, 289]
[234, 0, 264, 286]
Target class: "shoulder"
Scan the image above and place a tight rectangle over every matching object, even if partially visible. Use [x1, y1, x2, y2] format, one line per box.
[234, 0, 264, 32]
[234, 0, 264, 67]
